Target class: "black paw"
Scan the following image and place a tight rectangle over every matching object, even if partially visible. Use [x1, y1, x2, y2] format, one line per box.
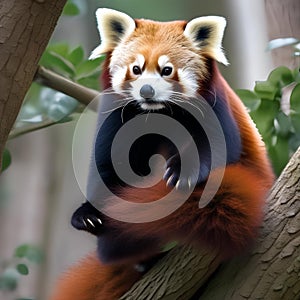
[71, 202, 103, 235]
[163, 154, 199, 190]
[163, 154, 180, 187]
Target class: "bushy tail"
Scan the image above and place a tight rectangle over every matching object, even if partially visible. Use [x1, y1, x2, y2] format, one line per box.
[49, 254, 142, 300]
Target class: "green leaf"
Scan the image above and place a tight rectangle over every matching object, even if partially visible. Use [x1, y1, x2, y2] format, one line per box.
[267, 37, 299, 51]
[254, 81, 277, 100]
[47, 43, 69, 58]
[291, 112, 300, 133]
[290, 83, 300, 114]
[77, 76, 101, 90]
[14, 244, 43, 264]
[289, 133, 300, 152]
[235, 89, 261, 112]
[274, 111, 291, 137]
[293, 68, 300, 83]
[267, 66, 294, 87]
[250, 99, 279, 137]
[75, 56, 104, 79]
[2, 148, 11, 171]
[268, 135, 290, 176]
[15, 244, 30, 258]
[63, 2, 80, 16]
[39, 51, 75, 77]
[16, 264, 29, 276]
[0, 268, 19, 291]
[67, 46, 84, 66]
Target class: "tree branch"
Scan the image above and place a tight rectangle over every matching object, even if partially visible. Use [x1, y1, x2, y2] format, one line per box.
[122, 146, 300, 299]
[34, 66, 99, 106]
[9, 118, 64, 140]
[8, 67, 99, 139]
[121, 246, 221, 300]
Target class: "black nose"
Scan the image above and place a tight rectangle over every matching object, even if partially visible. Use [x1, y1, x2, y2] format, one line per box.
[140, 84, 155, 100]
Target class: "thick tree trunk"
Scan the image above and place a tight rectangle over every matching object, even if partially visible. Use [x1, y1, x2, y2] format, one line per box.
[121, 147, 300, 299]
[0, 0, 67, 169]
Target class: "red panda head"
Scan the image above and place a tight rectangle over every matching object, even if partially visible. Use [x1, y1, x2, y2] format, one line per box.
[90, 8, 228, 110]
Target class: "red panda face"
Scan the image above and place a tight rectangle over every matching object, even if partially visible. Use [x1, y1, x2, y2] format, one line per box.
[90, 9, 228, 110]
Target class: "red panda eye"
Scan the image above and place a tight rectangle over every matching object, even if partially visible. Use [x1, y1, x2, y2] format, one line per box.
[161, 66, 173, 77]
[132, 66, 142, 75]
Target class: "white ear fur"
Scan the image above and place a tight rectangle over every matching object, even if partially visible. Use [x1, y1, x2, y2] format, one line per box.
[184, 16, 228, 65]
[89, 8, 136, 60]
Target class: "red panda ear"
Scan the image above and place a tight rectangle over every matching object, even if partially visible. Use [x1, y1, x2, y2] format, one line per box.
[89, 8, 136, 59]
[184, 16, 229, 65]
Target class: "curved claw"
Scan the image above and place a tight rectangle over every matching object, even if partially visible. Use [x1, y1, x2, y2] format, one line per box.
[163, 167, 172, 181]
[188, 177, 192, 190]
[87, 218, 95, 227]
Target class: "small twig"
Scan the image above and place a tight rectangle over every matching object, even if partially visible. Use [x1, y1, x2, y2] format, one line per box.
[9, 119, 62, 140]
[8, 67, 100, 139]
[34, 66, 100, 106]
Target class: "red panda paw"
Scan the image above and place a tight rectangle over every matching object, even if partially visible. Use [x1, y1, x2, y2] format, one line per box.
[71, 202, 103, 236]
[163, 153, 201, 190]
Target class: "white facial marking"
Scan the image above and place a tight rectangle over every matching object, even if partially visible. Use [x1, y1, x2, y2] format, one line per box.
[140, 103, 165, 110]
[111, 66, 127, 92]
[177, 68, 198, 97]
[129, 54, 145, 76]
[158, 55, 174, 77]
[136, 54, 145, 69]
[158, 55, 170, 68]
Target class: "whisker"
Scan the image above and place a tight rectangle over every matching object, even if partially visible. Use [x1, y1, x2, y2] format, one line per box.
[169, 96, 205, 118]
[101, 105, 125, 114]
[145, 111, 150, 123]
[121, 99, 136, 123]
[166, 101, 173, 116]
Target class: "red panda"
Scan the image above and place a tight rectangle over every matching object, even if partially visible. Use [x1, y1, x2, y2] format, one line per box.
[50, 8, 274, 300]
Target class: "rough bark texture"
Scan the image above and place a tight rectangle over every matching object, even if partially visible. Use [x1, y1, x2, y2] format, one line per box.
[200, 147, 300, 299]
[122, 147, 300, 299]
[0, 0, 67, 169]
[265, 0, 300, 68]
[120, 246, 221, 300]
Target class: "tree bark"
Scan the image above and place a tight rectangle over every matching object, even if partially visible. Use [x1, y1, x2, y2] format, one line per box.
[121, 147, 300, 299]
[265, 0, 300, 68]
[0, 0, 67, 170]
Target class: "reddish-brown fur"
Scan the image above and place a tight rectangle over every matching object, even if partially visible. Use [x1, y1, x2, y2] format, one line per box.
[50, 17, 274, 300]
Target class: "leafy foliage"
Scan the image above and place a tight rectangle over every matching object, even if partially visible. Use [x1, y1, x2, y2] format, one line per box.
[12, 44, 105, 137]
[62, 0, 80, 16]
[1, 149, 11, 172]
[39, 43, 104, 89]
[236, 66, 300, 176]
[0, 244, 43, 294]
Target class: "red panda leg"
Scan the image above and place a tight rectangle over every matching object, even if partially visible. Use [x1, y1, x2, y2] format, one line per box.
[49, 254, 142, 300]
[110, 163, 272, 259]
